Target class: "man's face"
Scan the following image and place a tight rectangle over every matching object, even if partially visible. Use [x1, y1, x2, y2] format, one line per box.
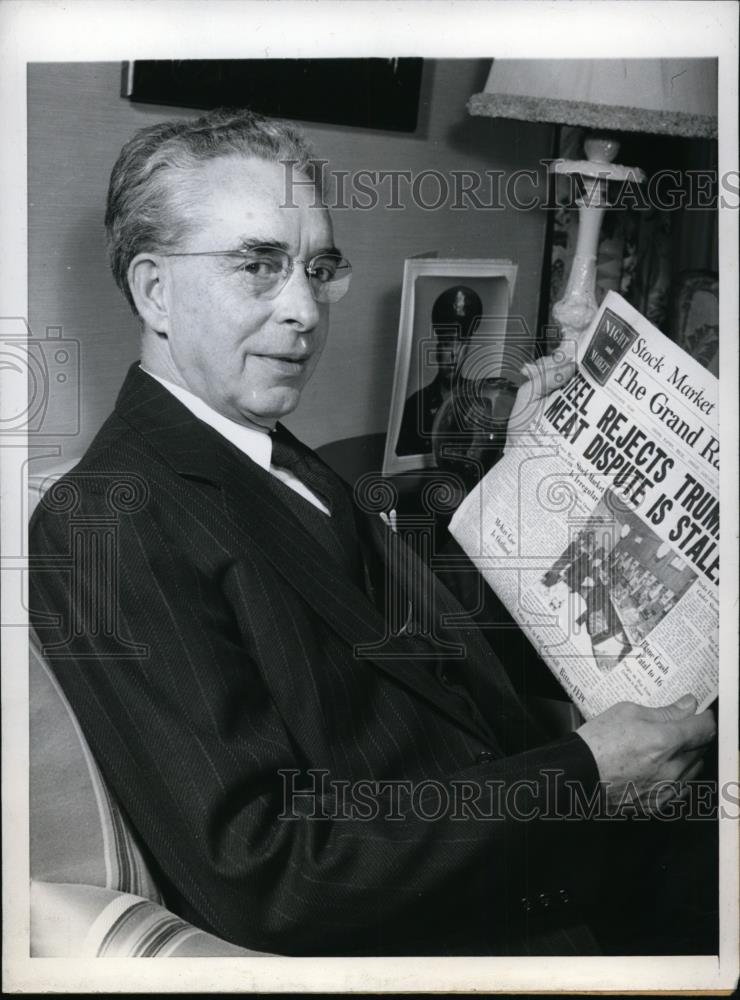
[158, 155, 334, 427]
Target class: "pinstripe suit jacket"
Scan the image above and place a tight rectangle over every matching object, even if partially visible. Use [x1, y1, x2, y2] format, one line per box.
[30, 364, 606, 956]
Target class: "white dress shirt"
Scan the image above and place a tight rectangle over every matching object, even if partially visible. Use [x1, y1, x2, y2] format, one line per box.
[141, 367, 330, 515]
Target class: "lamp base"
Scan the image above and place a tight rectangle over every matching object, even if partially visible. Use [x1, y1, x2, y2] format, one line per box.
[550, 137, 645, 349]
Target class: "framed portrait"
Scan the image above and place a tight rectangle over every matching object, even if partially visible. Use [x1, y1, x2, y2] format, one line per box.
[383, 257, 519, 476]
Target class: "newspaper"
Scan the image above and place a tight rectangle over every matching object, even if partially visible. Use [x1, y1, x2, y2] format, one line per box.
[450, 291, 719, 720]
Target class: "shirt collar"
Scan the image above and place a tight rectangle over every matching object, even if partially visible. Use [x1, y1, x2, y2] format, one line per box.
[140, 366, 273, 471]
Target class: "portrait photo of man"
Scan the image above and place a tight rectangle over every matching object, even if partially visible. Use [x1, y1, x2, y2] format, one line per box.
[2, 7, 736, 994]
[396, 284, 482, 456]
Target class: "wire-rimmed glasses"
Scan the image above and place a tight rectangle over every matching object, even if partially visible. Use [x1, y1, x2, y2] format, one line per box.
[162, 245, 352, 303]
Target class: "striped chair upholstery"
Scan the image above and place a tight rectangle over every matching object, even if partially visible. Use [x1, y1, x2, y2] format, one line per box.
[30, 882, 263, 957]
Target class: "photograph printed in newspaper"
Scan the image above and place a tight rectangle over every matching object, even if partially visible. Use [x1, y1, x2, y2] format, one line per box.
[450, 291, 719, 719]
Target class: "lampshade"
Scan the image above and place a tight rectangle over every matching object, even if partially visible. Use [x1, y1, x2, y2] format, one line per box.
[468, 59, 717, 139]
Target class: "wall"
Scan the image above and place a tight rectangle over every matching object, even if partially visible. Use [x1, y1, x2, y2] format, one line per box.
[28, 60, 552, 468]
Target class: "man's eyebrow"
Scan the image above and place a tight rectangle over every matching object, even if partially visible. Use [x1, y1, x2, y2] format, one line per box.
[233, 236, 290, 252]
[233, 238, 343, 257]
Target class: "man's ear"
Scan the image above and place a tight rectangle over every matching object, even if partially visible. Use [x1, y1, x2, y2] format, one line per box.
[128, 254, 170, 334]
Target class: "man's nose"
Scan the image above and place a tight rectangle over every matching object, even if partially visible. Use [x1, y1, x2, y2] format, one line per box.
[275, 265, 322, 329]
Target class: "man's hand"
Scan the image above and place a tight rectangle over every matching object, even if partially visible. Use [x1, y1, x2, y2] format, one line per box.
[506, 349, 577, 450]
[577, 695, 716, 813]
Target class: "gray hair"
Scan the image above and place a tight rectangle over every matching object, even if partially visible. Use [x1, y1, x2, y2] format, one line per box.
[104, 107, 321, 314]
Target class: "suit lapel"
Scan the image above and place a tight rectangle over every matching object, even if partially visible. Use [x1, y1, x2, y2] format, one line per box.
[116, 365, 504, 745]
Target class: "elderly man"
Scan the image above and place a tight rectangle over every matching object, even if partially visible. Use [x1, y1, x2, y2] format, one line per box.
[29, 109, 716, 957]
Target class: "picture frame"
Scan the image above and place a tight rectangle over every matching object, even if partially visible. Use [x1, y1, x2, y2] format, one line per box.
[122, 58, 424, 133]
[382, 256, 519, 476]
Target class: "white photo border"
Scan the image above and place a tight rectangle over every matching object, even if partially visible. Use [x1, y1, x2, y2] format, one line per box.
[1, 0, 738, 994]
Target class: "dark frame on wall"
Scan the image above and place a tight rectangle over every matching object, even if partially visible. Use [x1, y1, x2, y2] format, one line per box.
[122, 58, 424, 133]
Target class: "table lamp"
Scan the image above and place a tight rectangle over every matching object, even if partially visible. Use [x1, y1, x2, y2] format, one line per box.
[468, 59, 718, 346]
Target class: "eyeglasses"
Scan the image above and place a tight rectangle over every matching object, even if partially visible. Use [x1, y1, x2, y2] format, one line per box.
[162, 245, 352, 303]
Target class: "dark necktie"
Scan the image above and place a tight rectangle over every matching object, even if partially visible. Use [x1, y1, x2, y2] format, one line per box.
[269, 425, 338, 514]
[269, 425, 365, 585]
